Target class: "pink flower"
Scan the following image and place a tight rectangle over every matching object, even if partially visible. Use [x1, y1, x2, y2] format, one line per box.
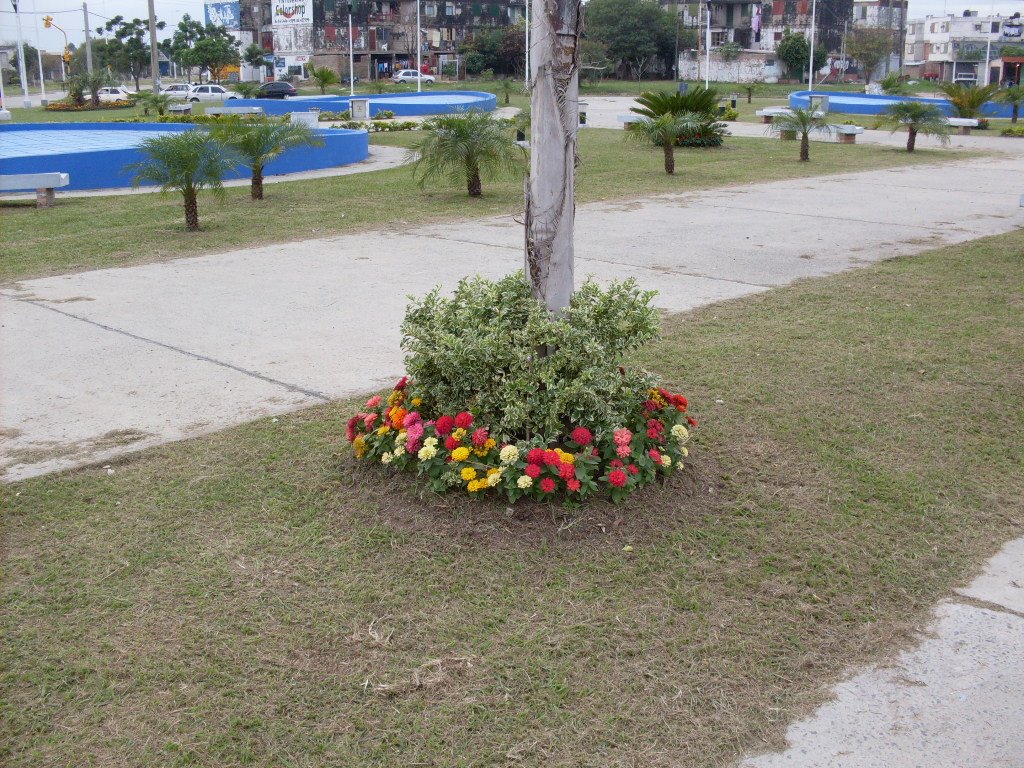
[647, 419, 663, 433]
[616, 444, 632, 458]
[566, 478, 581, 492]
[403, 411, 422, 427]
[648, 449, 662, 463]
[406, 440, 420, 454]
[558, 463, 575, 480]
[647, 427, 660, 439]
[346, 415, 361, 442]
[613, 428, 632, 446]
[610, 458, 624, 468]
[363, 413, 378, 428]
[525, 463, 541, 479]
[366, 395, 382, 408]
[407, 422, 424, 443]
[627, 464, 639, 475]
[471, 428, 489, 447]
[540, 477, 556, 493]
[608, 469, 627, 488]
[570, 427, 593, 446]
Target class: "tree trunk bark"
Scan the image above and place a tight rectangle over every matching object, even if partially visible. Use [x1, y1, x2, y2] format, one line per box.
[907, 127, 917, 152]
[252, 166, 264, 200]
[467, 167, 483, 197]
[183, 188, 200, 231]
[663, 143, 675, 175]
[799, 133, 809, 161]
[524, 0, 582, 317]
[1013, 104, 1019, 124]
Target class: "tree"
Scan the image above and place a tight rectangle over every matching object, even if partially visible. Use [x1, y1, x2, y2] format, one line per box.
[998, 85, 1024, 123]
[879, 71, 910, 95]
[585, 0, 675, 80]
[211, 120, 322, 200]
[233, 81, 261, 98]
[627, 112, 702, 174]
[775, 31, 825, 82]
[308, 64, 340, 94]
[742, 78, 764, 103]
[190, 32, 240, 83]
[136, 91, 173, 116]
[770, 108, 833, 161]
[882, 101, 950, 152]
[242, 44, 270, 77]
[129, 130, 236, 231]
[937, 82, 1000, 118]
[630, 86, 719, 118]
[167, 14, 206, 82]
[408, 110, 525, 197]
[67, 69, 112, 107]
[102, 16, 166, 92]
[845, 27, 893, 85]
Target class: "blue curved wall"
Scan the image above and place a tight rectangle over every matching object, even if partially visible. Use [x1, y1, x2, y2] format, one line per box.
[231, 90, 497, 117]
[0, 122, 369, 191]
[789, 90, 1014, 118]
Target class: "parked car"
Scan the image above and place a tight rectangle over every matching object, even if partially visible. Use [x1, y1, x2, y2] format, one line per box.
[96, 86, 133, 103]
[392, 69, 434, 85]
[161, 83, 192, 98]
[255, 81, 297, 99]
[185, 84, 240, 102]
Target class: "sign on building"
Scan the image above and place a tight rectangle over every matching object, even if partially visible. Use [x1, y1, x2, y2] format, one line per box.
[273, 2, 313, 26]
[204, 1, 241, 30]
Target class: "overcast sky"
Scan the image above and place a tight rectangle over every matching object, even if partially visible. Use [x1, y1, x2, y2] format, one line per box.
[3, 0, 1023, 50]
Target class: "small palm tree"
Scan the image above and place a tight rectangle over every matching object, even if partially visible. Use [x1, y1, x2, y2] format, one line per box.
[500, 78, 515, 106]
[211, 119, 323, 200]
[627, 112, 702, 174]
[631, 86, 719, 118]
[998, 85, 1024, 123]
[129, 130, 236, 231]
[879, 71, 911, 96]
[136, 91, 173, 116]
[308, 65, 340, 94]
[883, 101, 950, 152]
[408, 110, 526, 197]
[937, 82, 1000, 118]
[233, 81, 261, 99]
[770, 108, 833, 161]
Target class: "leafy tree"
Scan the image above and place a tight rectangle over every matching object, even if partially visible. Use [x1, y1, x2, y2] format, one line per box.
[845, 27, 893, 85]
[938, 81, 1000, 118]
[741, 78, 764, 103]
[308, 64, 340, 94]
[136, 91, 173, 116]
[998, 85, 1024, 123]
[770, 107, 832, 161]
[190, 32, 240, 83]
[630, 86, 719, 118]
[585, 0, 675, 80]
[579, 38, 611, 83]
[129, 130, 236, 231]
[882, 101, 950, 152]
[211, 120, 322, 200]
[102, 16, 166, 92]
[464, 51, 488, 75]
[167, 14, 206, 82]
[242, 44, 270, 76]
[775, 31, 826, 82]
[627, 112, 702, 174]
[407, 110, 525, 197]
[879, 71, 910, 95]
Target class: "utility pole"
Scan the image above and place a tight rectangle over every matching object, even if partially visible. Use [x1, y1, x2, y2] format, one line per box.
[416, 0, 422, 92]
[348, 3, 355, 95]
[148, 0, 160, 92]
[31, 0, 46, 102]
[524, 0, 530, 90]
[83, 2, 94, 72]
[11, 0, 31, 108]
[807, 0, 817, 88]
[705, 0, 711, 88]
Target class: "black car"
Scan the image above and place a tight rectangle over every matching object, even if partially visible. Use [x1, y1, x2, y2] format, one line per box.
[256, 81, 297, 99]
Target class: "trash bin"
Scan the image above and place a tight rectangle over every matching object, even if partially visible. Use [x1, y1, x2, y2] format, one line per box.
[677, 82, 689, 94]
[578, 101, 588, 126]
[729, 93, 739, 109]
[350, 97, 371, 120]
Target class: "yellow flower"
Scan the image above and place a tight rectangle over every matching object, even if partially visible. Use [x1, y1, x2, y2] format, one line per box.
[487, 470, 502, 487]
[424, 436, 438, 448]
[395, 429, 408, 446]
[461, 467, 477, 481]
[467, 479, 483, 493]
[381, 451, 394, 465]
[499, 445, 520, 465]
[486, 467, 500, 477]
[473, 447, 489, 457]
[353, 436, 367, 458]
[556, 449, 575, 465]
[661, 455, 672, 468]
[671, 424, 689, 442]
[411, 397, 422, 407]
[418, 444, 437, 461]
[484, 438, 497, 450]
[517, 475, 533, 489]
[452, 428, 467, 441]
[680, 446, 689, 457]
[451, 446, 470, 462]
[376, 425, 391, 436]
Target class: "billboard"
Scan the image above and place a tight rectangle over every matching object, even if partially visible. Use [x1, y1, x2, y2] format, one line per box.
[205, 2, 241, 30]
[272, 2, 313, 26]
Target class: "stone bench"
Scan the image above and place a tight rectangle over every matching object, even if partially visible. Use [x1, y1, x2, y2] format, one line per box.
[167, 102, 192, 114]
[204, 106, 264, 116]
[945, 117, 979, 135]
[0, 172, 70, 208]
[617, 114, 640, 129]
[757, 107, 825, 124]
[833, 124, 865, 144]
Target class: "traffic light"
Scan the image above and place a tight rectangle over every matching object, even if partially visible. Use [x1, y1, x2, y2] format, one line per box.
[63, 49, 71, 65]
[43, 15, 53, 28]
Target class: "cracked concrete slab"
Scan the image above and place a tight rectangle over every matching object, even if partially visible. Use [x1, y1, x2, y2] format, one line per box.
[956, 538, 1024, 615]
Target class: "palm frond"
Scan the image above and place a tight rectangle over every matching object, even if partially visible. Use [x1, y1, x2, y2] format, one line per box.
[211, 120, 323, 171]
[882, 101, 951, 144]
[127, 129, 237, 195]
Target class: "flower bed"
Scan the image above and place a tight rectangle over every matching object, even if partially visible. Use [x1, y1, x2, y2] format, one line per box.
[347, 378, 696, 503]
[45, 99, 133, 112]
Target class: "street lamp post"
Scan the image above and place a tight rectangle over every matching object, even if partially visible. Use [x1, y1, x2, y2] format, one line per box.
[416, 0, 422, 92]
[31, 0, 46, 102]
[807, 0, 817, 89]
[705, 0, 711, 88]
[11, 1, 32, 108]
[525, 0, 530, 90]
[348, 3, 355, 95]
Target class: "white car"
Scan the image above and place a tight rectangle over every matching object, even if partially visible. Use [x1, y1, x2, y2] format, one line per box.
[185, 84, 240, 102]
[392, 69, 434, 85]
[161, 83, 193, 98]
[96, 86, 133, 103]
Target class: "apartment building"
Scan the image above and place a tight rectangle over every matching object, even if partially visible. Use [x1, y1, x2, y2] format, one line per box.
[904, 10, 1024, 83]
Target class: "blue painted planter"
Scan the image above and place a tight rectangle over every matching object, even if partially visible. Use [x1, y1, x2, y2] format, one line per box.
[789, 90, 1014, 118]
[231, 89, 498, 117]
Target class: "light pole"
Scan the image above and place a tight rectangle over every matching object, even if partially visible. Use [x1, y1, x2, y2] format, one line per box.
[416, 0, 422, 92]
[43, 15, 68, 83]
[807, 0, 817, 89]
[705, 0, 711, 88]
[524, 0, 530, 90]
[31, 0, 46, 102]
[11, 1, 31, 108]
[348, 2, 355, 95]
[983, 3, 996, 86]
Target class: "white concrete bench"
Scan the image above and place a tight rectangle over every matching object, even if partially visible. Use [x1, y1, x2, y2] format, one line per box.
[205, 106, 264, 116]
[167, 102, 192, 114]
[833, 124, 865, 144]
[757, 107, 825, 124]
[617, 114, 641, 129]
[945, 117, 979, 135]
[0, 172, 70, 208]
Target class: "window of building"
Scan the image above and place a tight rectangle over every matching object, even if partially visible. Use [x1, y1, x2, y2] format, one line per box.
[991, 21, 1000, 33]
[859, 7, 867, 19]
[774, 31, 783, 41]
[425, 2, 437, 15]
[974, 23, 982, 31]
[712, 30, 728, 45]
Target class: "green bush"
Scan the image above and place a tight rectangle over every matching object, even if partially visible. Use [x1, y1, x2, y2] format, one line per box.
[720, 106, 739, 121]
[1000, 125, 1024, 136]
[401, 273, 660, 440]
[317, 109, 352, 121]
[372, 109, 396, 120]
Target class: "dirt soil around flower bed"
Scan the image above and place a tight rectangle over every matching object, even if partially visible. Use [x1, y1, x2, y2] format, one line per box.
[2, 231, 1023, 767]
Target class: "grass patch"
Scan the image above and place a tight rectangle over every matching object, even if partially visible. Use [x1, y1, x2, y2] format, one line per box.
[1, 130, 966, 283]
[2, 230, 1022, 766]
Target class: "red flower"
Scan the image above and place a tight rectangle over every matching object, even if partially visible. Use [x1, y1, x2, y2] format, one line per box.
[644, 399, 659, 412]
[592, 447, 599, 456]
[647, 419, 663, 433]
[471, 428, 489, 447]
[444, 436, 461, 451]
[527, 448, 547, 465]
[610, 458, 624, 469]
[687, 416, 699, 427]
[345, 416, 360, 443]
[525, 463, 542, 479]
[649, 449, 662, 463]
[647, 427, 661, 439]
[570, 427, 593, 446]
[544, 450, 561, 466]
[540, 477, 556, 493]
[627, 464, 639, 475]
[434, 415, 455, 435]
[608, 469, 627, 487]
[674, 394, 688, 412]
[454, 411, 474, 429]
[558, 463, 575, 480]
[566, 478, 581, 492]
[394, 376, 409, 391]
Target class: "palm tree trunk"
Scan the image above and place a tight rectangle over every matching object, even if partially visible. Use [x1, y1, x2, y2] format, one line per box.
[467, 167, 482, 197]
[1013, 103, 1019, 124]
[663, 143, 675, 175]
[907, 127, 917, 152]
[799, 133, 810, 161]
[182, 188, 200, 231]
[252, 165, 264, 200]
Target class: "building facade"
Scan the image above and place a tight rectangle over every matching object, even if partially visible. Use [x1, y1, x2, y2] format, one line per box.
[904, 10, 1024, 84]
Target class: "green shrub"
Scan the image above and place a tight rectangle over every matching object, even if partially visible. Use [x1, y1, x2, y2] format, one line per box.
[720, 106, 739, 121]
[372, 109, 396, 120]
[401, 273, 660, 439]
[317, 109, 351, 121]
[1000, 125, 1024, 136]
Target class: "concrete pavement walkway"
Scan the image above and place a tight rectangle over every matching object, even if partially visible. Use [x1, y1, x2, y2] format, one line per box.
[3, 151, 1023, 481]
